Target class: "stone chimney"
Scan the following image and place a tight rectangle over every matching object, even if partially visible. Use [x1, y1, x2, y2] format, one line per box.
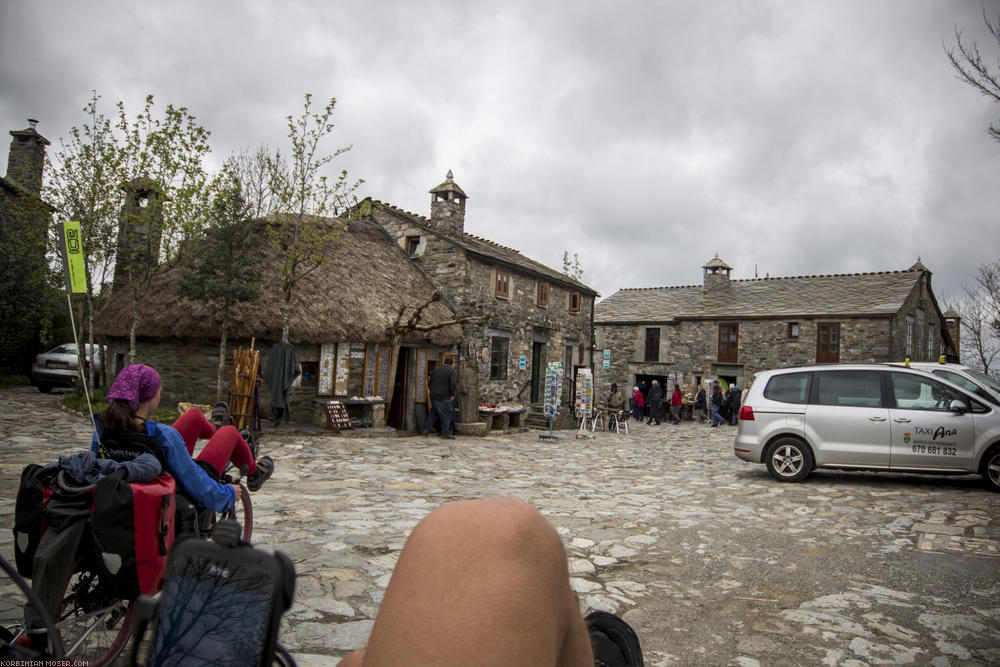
[113, 177, 165, 289]
[6, 119, 50, 197]
[429, 170, 467, 235]
[702, 255, 733, 290]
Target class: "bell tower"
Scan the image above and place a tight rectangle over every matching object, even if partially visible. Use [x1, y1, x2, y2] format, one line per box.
[429, 170, 467, 235]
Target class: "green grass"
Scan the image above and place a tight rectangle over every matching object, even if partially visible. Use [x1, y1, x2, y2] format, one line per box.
[61, 389, 179, 423]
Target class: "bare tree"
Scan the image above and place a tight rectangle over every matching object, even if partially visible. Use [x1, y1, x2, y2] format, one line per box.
[950, 284, 1000, 373]
[381, 292, 491, 407]
[945, 5, 1000, 142]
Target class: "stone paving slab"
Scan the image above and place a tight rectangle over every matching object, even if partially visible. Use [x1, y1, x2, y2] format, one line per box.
[1, 386, 999, 665]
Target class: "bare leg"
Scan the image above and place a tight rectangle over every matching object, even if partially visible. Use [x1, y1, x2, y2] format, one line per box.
[338, 497, 593, 667]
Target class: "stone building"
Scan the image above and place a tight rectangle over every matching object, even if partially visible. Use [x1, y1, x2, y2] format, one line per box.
[364, 172, 598, 421]
[0, 120, 52, 375]
[95, 215, 463, 432]
[594, 255, 958, 400]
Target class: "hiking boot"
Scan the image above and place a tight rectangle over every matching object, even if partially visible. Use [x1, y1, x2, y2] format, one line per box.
[585, 611, 643, 667]
[211, 402, 230, 428]
[247, 456, 274, 491]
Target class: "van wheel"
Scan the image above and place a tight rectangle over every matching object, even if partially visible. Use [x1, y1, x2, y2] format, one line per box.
[764, 437, 813, 482]
[981, 445, 1000, 492]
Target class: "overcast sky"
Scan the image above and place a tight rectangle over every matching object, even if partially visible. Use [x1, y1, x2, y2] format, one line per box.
[2, 0, 998, 305]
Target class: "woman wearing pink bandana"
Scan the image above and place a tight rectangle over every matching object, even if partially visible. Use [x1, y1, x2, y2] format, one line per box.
[91, 364, 273, 512]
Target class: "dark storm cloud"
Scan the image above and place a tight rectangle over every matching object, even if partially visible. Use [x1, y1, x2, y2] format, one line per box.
[1, 0, 998, 306]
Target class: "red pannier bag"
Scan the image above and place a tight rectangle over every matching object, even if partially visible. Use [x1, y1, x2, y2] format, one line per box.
[91, 471, 177, 598]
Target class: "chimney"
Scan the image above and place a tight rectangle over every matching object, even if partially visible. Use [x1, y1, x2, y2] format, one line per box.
[702, 254, 733, 290]
[113, 177, 165, 289]
[429, 170, 467, 235]
[7, 119, 50, 197]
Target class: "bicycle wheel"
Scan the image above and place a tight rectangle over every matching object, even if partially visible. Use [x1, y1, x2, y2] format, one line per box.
[220, 483, 253, 542]
[56, 556, 133, 665]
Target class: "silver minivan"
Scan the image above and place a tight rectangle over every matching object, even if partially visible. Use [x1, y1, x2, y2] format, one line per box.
[734, 364, 1000, 491]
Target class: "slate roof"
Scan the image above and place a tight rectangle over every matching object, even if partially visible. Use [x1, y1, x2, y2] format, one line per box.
[596, 269, 925, 323]
[365, 198, 597, 295]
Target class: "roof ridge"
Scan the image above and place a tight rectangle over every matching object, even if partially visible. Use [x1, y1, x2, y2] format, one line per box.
[732, 269, 911, 283]
[463, 233, 520, 254]
[370, 199, 431, 224]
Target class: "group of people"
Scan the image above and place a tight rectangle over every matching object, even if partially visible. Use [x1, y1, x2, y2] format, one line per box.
[605, 377, 742, 428]
[692, 381, 742, 426]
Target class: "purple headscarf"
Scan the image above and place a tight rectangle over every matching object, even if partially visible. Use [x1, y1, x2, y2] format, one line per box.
[106, 364, 162, 411]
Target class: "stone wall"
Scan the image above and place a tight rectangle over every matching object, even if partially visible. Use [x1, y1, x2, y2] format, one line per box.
[595, 315, 896, 400]
[371, 207, 594, 411]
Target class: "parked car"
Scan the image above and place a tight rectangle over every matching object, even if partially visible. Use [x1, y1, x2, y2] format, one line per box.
[734, 364, 1000, 491]
[887, 360, 1000, 407]
[30, 343, 102, 393]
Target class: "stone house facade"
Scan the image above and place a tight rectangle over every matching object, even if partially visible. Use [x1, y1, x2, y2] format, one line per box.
[594, 255, 958, 401]
[0, 120, 52, 375]
[364, 172, 598, 417]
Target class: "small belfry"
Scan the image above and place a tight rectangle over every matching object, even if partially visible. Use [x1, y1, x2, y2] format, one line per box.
[428, 169, 467, 235]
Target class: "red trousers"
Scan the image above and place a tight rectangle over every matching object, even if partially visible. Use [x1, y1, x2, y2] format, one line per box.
[171, 408, 256, 476]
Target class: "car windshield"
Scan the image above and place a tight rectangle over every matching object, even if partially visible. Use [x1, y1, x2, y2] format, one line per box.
[964, 367, 1000, 395]
[50, 345, 76, 354]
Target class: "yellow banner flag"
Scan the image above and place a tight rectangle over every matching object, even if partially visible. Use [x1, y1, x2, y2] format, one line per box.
[60, 221, 88, 294]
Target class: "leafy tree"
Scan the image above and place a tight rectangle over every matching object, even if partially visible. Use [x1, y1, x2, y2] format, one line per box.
[46, 92, 212, 366]
[945, 6, 1000, 142]
[562, 251, 584, 281]
[45, 92, 122, 387]
[178, 170, 262, 398]
[266, 94, 361, 342]
[112, 95, 212, 361]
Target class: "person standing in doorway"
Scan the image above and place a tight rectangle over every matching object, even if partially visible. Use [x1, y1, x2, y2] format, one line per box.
[631, 386, 644, 421]
[645, 380, 663, 425]
[422, 357, 457, 439]
[727, 384, 742, 425]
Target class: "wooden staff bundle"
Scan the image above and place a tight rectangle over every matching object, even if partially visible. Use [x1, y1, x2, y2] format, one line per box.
[229, 340, 260, 431]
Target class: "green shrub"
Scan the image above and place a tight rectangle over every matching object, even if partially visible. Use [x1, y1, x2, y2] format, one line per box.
[62, 388, 178, 424]
[0, 374, 31, 386]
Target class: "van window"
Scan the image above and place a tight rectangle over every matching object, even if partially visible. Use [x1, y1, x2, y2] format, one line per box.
[890, 373, 962, 412]
[816, 371, 882, 407]
[932, 369, 1000, 406]
[764, 372, 811, 403]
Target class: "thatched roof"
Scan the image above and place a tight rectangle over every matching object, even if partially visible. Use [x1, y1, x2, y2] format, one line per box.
[95, 216, 464, 346]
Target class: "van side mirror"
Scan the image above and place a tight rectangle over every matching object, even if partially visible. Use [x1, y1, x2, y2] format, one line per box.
[949, 399, 968, 414]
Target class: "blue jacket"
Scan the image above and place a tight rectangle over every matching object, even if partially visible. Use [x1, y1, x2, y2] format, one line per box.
[92, 420, 235, 512]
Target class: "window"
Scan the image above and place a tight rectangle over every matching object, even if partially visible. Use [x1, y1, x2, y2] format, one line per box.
[644, 328, 660, 362]
[718, 324, 738, 363]
[890, 373, 962, 412]
[788, 322, 799, 338]
[568, 291, 581, 312]
[494, 269, 510, 298]
[537, 281, 549, 307]
[816, 371, 882, 407]
[764, 372, 812, 404]
[490, 336, 508, 380]
[405, 236, 420, 256]
[816, 322, 840, 363]
[905, 316, 914, 357]
[928, 327, 936, 360]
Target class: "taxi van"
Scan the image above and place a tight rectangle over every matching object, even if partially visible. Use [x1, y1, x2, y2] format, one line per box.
[733, 364, 1000, 491]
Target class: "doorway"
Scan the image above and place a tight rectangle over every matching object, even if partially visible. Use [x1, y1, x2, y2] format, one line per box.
[387, 348, 410, 430]
[530, 341, 546, 403]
